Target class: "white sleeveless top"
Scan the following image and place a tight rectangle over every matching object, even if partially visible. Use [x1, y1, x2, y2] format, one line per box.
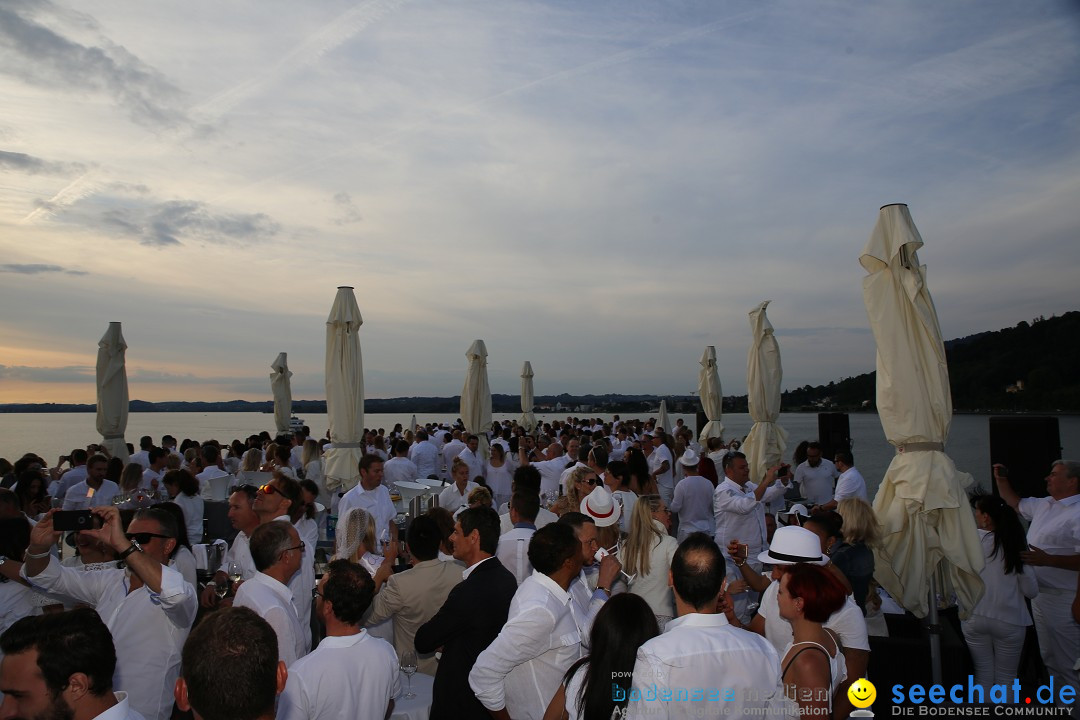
[781, 632, 847, 712]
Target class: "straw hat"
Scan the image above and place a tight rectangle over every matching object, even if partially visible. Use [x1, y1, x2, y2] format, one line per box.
[757, 525, 828, 565]
[581, 486, 622, 527]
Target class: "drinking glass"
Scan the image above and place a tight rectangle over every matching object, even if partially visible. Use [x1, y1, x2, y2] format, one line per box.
[400, 649, 418, 699]
[228, 562, 242, 587]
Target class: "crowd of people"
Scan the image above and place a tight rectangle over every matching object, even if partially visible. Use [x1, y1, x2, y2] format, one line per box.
[1, 417, 1078, 720]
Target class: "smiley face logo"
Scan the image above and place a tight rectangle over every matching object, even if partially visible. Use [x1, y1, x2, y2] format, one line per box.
[848, 678, 876, 708]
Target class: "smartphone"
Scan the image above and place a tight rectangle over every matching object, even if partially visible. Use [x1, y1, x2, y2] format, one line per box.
[53, 510, 101, 532]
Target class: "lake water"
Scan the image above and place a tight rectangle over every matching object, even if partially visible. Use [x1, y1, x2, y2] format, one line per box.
[3, 411, 1078, 498]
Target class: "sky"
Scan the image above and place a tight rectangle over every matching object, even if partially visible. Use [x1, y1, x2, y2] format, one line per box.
[1, 0, 1079, 404]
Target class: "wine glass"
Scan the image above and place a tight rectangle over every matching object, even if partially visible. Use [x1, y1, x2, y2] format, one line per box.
[400, 649, 418, 699]
[228, 562, 242, 588]
[215, 579, 229, 600]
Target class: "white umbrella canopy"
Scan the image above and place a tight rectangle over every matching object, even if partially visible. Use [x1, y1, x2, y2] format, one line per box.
[657, 399, 670, 433]
[698, 346, 724, 444]
[410, 414, 417, 433]
[742, 301, 787, 485]
[461, 340, 492, 461]
[862, 203, 984, 619]
[520, 361, 537, 434]
[323, 287, 365, 494]
[96, 322, 129, 463]
[270, 352, 293, 435]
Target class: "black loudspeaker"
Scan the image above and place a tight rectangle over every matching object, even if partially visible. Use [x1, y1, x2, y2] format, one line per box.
[989, 416, 1061, 499]
[817, 413, 851, 460]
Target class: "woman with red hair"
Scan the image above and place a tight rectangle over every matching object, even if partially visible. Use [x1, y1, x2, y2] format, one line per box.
[777, 563, 849, 717]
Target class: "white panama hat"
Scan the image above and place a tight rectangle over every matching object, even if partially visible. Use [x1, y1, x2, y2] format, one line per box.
[581, 486, 622, 527]
[758, 525, 828, 565]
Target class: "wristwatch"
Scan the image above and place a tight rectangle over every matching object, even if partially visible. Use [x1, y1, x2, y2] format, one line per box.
[118, 539, 143, 560]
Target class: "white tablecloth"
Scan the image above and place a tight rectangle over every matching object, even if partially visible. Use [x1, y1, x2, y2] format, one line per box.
[391, 670, 433, 720]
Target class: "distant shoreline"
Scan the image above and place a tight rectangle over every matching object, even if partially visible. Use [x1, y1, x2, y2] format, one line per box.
[0, 400, 1075, 416]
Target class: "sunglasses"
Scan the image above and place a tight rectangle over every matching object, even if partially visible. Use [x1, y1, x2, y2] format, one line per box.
[125, 532, 172, 544]
[258, 483, 296, 500]
[575, 477, 600, 487]
[311, 587, 323, 599]
[284, 542, 306, 554]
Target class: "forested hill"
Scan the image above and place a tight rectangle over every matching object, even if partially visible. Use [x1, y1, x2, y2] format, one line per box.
[774, 312, 1080, 412]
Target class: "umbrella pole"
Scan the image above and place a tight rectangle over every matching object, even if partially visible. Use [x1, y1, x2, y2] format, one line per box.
[928, 575, 943, 685]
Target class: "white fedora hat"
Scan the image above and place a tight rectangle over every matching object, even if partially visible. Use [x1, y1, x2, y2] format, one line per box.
[678, 448, 701, 467]
[758, 525, 828, 565]
[581, 486, 622, 527]
[778, 503, 809, 527]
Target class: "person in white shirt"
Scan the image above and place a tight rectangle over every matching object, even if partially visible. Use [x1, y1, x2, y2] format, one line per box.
[253, 474, 315, 639]
[793, 442, 838, 508]
[668, 450, 715, 541]
[499, 466, 558, 534]
[195, 444, 231, 501]
[816, 450, 867, 511]
[729, 525, 870, 720]
[560, 506, 623, 647]
[713, 452, 788, 577]
[458, 435, 486, 482]
[199, 485, 260, 608]
[626, 532, 793, 720]
[518, 442, 567, 498]
[0, 608, 146, 720]
[996, 460, 1080, 708]
[161, 470, 204, 545]
[140, 448, 168, 492]
[279, 559, 399, 720]
[54, 449, 88, 501]
[408, 430, 440, 479]
[497, 490, 539, 585]
[470, 522, 584, 720]
[233, 521, 309, 667]
[963, 494, 1039, 690]
[647, 432, 675, 507]
[383, 440, 419, 488]
[337, 455, 399, 551]
[22, 506, 198, 720]
[175, 606, 287, 720]
[129, 436, 154, 470]
[440, 432, 467, 481]
[62, 455, 120, 511]
[439, 457, 479, 513]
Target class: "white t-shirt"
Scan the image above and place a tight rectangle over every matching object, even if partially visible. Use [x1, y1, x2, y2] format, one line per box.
[758, 579, 870, 655]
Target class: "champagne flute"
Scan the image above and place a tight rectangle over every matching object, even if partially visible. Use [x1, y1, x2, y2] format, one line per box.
[400, 649, 418, 699]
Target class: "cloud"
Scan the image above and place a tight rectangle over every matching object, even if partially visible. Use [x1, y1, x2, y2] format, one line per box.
[331, 192, 363, 225]
[0, 2, 189, 129]
[0, 364, 93, 383]
[97, 199, 281, 248]
[0, 150, 87, 175]
[0, 263, 86, 276]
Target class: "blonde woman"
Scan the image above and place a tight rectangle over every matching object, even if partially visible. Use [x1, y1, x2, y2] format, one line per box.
[236, 447, 262, 483]
[551, 466, 597, 517]
[335, 507, 384, 577]
[834, 498, 880, 614]
[618, 495, 679, 628]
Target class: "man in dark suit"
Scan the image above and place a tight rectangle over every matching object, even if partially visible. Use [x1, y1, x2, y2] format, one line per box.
[415, 506, 518, 720]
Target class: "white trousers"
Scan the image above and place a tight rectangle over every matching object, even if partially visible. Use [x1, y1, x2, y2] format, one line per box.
[1032, 590, 1080, 714]
[962, 613, 1028, 689]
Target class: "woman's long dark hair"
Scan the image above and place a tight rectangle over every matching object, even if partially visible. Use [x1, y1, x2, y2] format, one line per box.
[624, 448, 651, 493]
[972, 494, 1027, 575]
[563, 593, 660, 718]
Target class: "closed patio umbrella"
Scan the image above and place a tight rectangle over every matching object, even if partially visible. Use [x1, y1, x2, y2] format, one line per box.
[461, 340, 491, 461]
[862, 204, 984, 631]
[270, 352, 292, 435]
[96, 322, 129, 463]
[657, 399, 670, 433]
[742, 301, 787, 486]
[698, 346, 724, 444]
[520, 361, 536, 434]
[323, 287, 365, 494]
